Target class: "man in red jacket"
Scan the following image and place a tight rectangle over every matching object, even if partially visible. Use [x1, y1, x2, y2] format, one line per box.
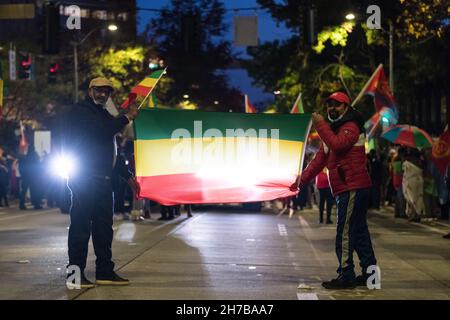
[291, 92, 377, 289]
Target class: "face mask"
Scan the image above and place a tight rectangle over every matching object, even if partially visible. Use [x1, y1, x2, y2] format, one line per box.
[328, 109, 340, 120]
[92, 96, 107, 107]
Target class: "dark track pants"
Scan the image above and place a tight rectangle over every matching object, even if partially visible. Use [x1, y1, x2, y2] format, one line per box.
[335, 188, 377, 279]
[68, 176, 115, 277]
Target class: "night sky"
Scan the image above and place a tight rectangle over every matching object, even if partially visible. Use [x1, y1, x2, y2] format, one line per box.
[136, 0, 293, 104]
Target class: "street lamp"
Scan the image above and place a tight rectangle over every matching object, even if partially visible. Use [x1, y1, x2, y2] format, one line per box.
[71, 24, 118, 104]
[343, 14, 394, 93]
[345, 13, 355, 20]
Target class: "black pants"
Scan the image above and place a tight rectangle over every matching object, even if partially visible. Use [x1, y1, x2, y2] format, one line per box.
[0, 186, 8, 206]
[335, 188, 377, 280]
[19, 178, 30, 208]
[318, 188, 333, 222]
[370, 181, 381, 209]
[68, 177, 115, 277]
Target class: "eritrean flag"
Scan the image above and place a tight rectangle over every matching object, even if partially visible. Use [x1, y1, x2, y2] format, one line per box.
[290, 92, 304, 114]
[121, 69, 165, 109]
[244, 94, 257, 113]
[352, 64, 398, 117]
[134, 108, 311, 205]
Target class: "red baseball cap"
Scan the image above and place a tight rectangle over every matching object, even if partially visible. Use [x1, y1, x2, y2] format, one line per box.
[327, 92, 350, 105]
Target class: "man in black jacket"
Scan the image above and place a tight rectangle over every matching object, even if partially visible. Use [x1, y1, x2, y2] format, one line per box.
[62, 77, 139, 288]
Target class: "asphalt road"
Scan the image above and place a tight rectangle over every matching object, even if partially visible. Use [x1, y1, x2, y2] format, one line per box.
[0, 203, 449, 300]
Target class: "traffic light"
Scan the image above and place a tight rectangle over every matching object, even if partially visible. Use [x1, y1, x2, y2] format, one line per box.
[48, 63, 59, 83]
[300, 4, 318, 46]
[182, 13, 201, 54]
[306, 5, 319, 45]
[43, 1, 60, 54]
[18, 53, 32, 80]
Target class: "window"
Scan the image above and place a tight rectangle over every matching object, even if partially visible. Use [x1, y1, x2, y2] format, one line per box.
[117, 12, 128, 21]
[92, 10, 107, 20]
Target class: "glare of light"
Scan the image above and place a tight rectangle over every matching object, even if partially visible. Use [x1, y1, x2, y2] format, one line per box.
[214, 100, 219, 105]
[114, 223, 136, 243]
[274, 90, 281, 95]
[183, 94, 189, 99]
[345, 13, 355, 20]
[382, 116, 389, 124]
[108, 24, 118, 31]
[149, 62, 159, 69]
[51, 154, 76, 179]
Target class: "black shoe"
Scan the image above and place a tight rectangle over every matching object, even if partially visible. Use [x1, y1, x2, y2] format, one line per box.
[443, 233, 450, 239]
[355, 274, 368, 287]
[66, 273, 95, 289]
[96, 272, 130, 286]
[19, 206, 27, 210]
[326, 219, 333, 224]
[158, 216, 168, 221]
[319, 220, 323, 224]
[322, 276, 356, 290]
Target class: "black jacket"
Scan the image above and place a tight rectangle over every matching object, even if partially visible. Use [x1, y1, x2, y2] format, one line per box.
[61, 97, 130, 178]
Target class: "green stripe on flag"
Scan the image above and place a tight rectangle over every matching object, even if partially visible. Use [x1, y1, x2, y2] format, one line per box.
[148, 69, 164, 79]
[134, 108, 311, 142]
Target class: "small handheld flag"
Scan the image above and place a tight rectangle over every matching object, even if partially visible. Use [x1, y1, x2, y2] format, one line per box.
[244, 94, 257, 113]
[121, 68, 166, 109]
[291, 92, 304, 114]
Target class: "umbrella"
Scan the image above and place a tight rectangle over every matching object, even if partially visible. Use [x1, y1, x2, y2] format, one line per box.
[381, 125, 433, 149]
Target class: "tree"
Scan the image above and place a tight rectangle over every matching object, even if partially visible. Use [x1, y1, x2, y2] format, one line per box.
[243, 0, 450, 126]
[143, 0, 240, 111]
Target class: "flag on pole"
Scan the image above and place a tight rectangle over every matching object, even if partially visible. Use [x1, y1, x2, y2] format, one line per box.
[121, 69, 165, 109]
[431, 126, 450, 176]
[19, 121, 28, 155]
[291, 92, 304, 114]
[244, 94, 257, 113]
[352, 64, 398, 116]
[133, 109, 312, 205]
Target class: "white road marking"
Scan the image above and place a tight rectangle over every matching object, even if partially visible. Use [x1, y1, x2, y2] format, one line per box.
[297, 293, 319, 300]
[278, 224, 288, 236]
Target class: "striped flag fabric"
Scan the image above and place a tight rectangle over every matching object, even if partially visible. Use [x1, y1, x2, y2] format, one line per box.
[431, 126, 450, 176]
[290, 92, 304, 114]
[352, 64, 398, 116]
[19, 120, 28, 155]
[133, 108, 312, 205]
[244, 94, 257, 113]
[121, 69, 165, 109]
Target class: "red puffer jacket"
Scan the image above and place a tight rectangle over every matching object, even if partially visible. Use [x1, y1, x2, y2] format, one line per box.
[299, 115, 372, 196]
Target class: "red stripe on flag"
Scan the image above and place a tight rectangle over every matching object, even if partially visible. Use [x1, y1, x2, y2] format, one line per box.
[137, 173, 297, 205]
[132, 85, 153, 96]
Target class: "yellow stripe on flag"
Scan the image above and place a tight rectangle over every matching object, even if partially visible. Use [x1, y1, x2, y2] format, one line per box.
[134, 137, 304, 177]
[139, 77, 158, 88]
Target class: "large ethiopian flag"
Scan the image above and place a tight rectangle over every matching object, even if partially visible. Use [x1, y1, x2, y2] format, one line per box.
[134, 109, 311, 205]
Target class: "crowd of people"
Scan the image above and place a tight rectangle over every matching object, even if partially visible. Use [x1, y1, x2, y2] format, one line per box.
[0, 138, 192, 222]
[278, 146, 450, 228]
[0, 146, 67, 211]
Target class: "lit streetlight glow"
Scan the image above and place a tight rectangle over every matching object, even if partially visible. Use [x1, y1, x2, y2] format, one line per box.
[345, 13, 355, 20]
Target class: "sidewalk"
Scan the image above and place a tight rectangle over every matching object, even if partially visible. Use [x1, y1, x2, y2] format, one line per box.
[370, 205, 450, 236]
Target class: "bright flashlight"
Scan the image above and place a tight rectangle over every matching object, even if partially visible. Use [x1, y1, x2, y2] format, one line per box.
[51, 154, 76, 179]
